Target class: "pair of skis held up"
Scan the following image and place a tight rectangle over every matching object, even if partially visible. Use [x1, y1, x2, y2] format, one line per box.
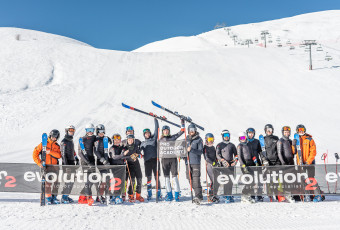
[122, 101, 205, 203]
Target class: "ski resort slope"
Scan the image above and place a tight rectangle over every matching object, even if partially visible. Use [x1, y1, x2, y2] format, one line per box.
[0, 10, 340, 230]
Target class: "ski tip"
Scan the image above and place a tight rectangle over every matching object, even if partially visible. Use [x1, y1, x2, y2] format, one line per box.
[122, 103, 129, 108]
[151, 100, 161, 108]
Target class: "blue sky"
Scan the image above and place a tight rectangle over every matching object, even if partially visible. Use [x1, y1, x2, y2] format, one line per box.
[0, 0, 339, 51]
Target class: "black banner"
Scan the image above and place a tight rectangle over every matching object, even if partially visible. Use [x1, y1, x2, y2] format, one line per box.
[157, 139, 187, 158]
[0, 163, 126, 196]
[213, 165, 340, 196]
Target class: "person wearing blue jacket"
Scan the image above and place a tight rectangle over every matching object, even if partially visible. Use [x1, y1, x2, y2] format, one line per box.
[185, 124, 204, 204]
[140, 118, 162, 200]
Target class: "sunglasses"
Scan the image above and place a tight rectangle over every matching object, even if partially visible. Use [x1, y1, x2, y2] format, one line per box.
[239, 136, 247, 141]
[207, 137, 214, 142]
[85, 128, 94, 133]
[113, 135, 121, 140]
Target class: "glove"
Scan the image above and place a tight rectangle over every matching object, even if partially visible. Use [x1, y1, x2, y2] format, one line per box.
[130, 153, 138, 161]
[262, 159, 269, 166]
[222, 160, 229, 167]
[75, 156, 80, 165]
[100, 157, 110, 165]
[212, 161, 216, 166]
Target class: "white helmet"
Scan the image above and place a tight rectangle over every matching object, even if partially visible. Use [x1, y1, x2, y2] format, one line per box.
[65, 125, 75, 133]
[85, 123, 95, 129]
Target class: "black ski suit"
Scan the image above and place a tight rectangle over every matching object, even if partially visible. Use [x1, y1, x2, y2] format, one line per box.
[264, 135, 280, 165]
[60, 134, 77, 195]
[122, 142, 143, 195]
[203, 145, 217, 196]
[246, 139, 262, 165]
[185, 133, 203, 200]
[140, 119, 161, 188]
[277, 137, 295, 165]
[238, 142, 257, 196]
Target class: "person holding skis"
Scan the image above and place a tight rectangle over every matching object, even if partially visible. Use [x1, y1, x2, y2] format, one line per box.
[185, 124, 204, 204]
[78, 123, 96, 205]
[140, 118, 162, 200]
[122, 134, 144, 202]
[107, 133, 124, 204]
[216, 130, 238, 203]
[60, 125, 78, 204]
[121, 126, 142, 148]
[94, 124, 112, 204]
[246, 127, 264, 202]
[160, 119, 185, 202]
[203, 133, 219, 203]
[238, 132, 257, 203]
[33, 129, 62, 205]
[295, 124, 322, 202]
[277, 126, 296, 203]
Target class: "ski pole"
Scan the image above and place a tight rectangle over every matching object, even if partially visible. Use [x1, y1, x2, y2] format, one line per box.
[335, 153, 339, 193]
[184, 127, 194, 203]
[125, 160, 135, 201]
[205, 161, 210, 201]
[156, 128, 160, 203]
[321, 153, 330, 193]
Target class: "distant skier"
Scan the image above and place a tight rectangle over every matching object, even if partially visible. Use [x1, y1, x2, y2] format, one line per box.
[238, 132, 257, 203]
[33, 129, 62, 205]
[277, 126, 296, 203]
[160, 119, 185, 202]
[60, 125, 78, 204]
[78, 124, 96, 205]
[203, 133, 219, 203]
[246, 127, 264, 202]
[122, 134, 144, 202]
[295, 124, 322, 202]
[185, 124, 204, 204]
[93, 124, 112, 204]
[140, 118, 162, 200]
[216, 130, 238, 203]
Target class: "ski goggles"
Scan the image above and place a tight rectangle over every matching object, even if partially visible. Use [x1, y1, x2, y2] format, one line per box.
[266, 128, 273, 133]
[283, 126, 291, 131]
[98, 130, 105, 133]
[247, 128, 255, 133]
[143, 128, 151, 134]
[68, 128, 75, 132]
[223, 133, 230, 138]
[188, 127, 196, 132]
[126, 126, 134, 131]
[113, 135, 121, 140]
[206, 137, 214, 142]
[239, 136, 247, 141]
[85, 128, 95, 133]
[297, 127, 305, 132]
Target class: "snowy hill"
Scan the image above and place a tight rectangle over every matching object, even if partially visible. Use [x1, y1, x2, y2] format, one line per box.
[0, 10, 339, 165]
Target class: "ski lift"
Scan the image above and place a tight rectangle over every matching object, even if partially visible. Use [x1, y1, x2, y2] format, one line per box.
[304, 46, 310, 52]
[289, 46, 295, 50]
[325, 52, 333, 61]
[276, 37, 281, 42]
[261, 36, 265, 40]
[286, 40, 292, 45]
[316, 45, 323, 52]
[277, 43, 282, 47]
[255, 38, 258, 43]
[268, 34, 272, 39]
[268, 40, 273, 43]
[299, 44, 305, 48]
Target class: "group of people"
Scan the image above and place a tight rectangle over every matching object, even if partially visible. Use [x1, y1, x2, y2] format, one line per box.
[33, 117, 320, 205]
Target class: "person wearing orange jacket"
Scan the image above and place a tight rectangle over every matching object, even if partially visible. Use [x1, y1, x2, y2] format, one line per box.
[295, 124, 323, 202]
[33, 129, 62, 205]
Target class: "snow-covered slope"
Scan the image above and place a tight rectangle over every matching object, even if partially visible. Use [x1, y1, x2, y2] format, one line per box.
[0, 11, 340, 164]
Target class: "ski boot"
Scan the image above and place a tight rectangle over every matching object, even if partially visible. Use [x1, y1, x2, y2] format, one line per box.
[115, 196, 123, 204]
[61, 195, 70, 204]
[52, 195, 60, 204]
[257, 196, 264, 202]
[87, 196, 94, 206]
[78, 196, 87, 204]
[156, 189, 163, 200]
[174, 191, 180, 202]
[313, 195, 322, 202]
[193, 197, 202, 205]
[304, 195, 311, 202]
[278, 196, 286, 202]
[224, 196, 231, 203]
[128, 194, 135, 203]
[95, 196, 101, 203]
[241, 196, 255, 204]
[165, 192, 174, 201]
[100, 196, 106, 204]
[122, 195, 126, 202]
[286, 195, 296, 203]
[147, 188, 152, 201]
[208, 196, 220, 203]
[136, 193, 145, 202]
[46, 196, 53, 205]
[230, 196, 235, 203]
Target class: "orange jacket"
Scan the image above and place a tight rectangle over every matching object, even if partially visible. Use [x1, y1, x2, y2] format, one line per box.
[296, 134, 316, 165]
[33, 138, 61, 167]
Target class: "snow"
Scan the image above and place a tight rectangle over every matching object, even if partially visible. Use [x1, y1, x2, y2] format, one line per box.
[0, 10, 340, 229]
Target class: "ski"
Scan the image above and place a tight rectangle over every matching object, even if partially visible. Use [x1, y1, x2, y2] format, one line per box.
[122, 103, 181, 128]
[335, 153, 339, 193]
[294, 133, 303, 165]
[40, 133, 48, 206]
[151, 100, 205, 131]
[259, 134, 265, 153]
[79, 137, 86, 154]
[103, 136, 109, 155]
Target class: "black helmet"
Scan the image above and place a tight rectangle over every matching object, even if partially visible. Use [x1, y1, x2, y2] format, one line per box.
[296, 124, 306, 133]
[264, 124, 274, 133]
[49, 129, 60, 140]
[282, 126, 291, 136]
[162, 125, 170, 131]
[246, 127, 256, 139]
[127, 134, 135, 139]
[187, 124, 197, 133]
[96, 124, 105, 135]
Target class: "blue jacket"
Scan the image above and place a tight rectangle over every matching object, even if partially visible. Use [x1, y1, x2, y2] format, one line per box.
[185, 133, 203, 165]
